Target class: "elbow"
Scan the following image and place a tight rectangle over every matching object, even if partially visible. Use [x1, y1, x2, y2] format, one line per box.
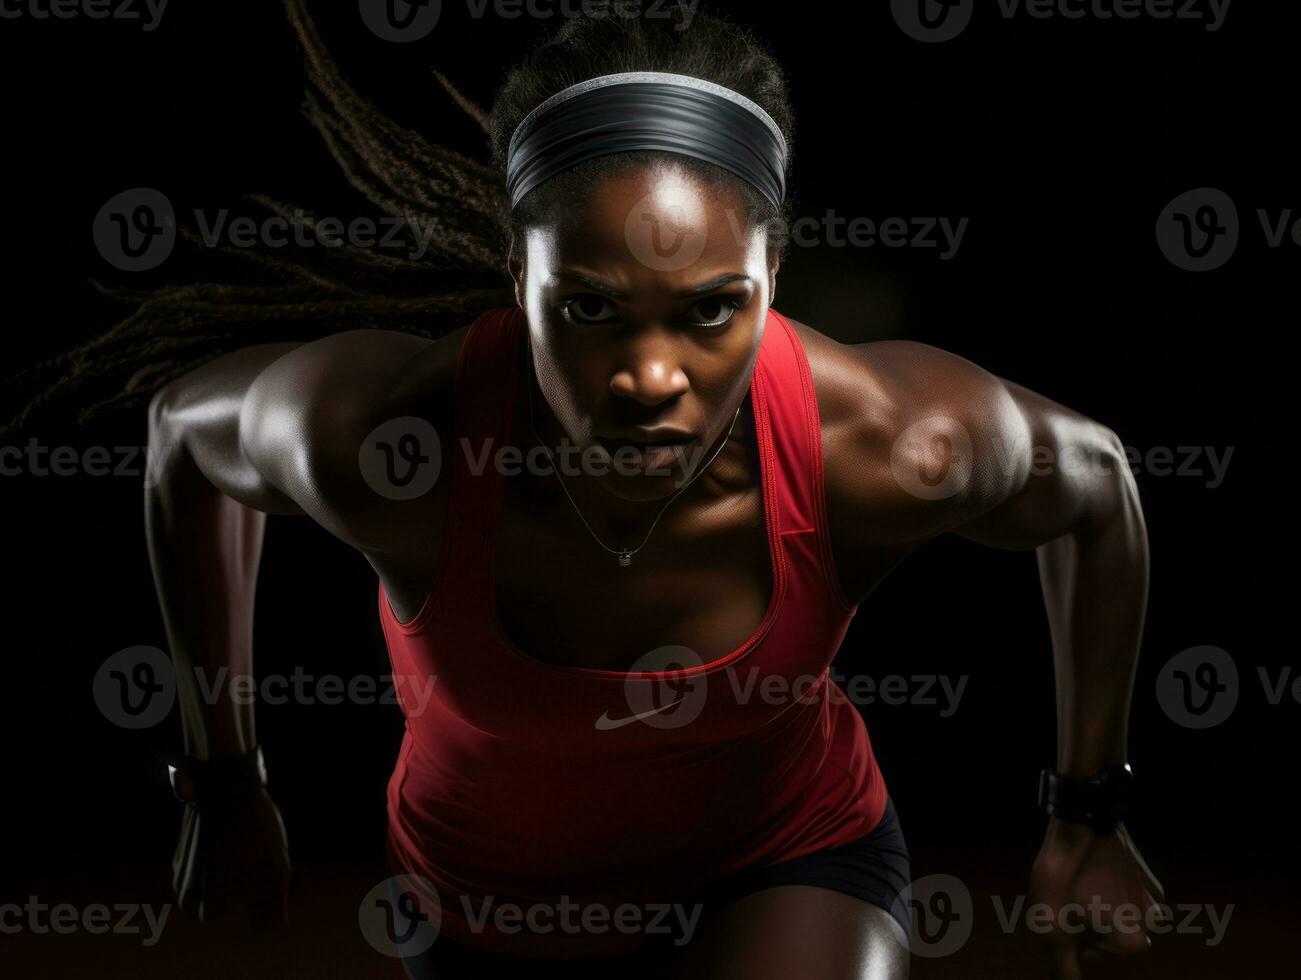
[1076, 426, 1144, 543]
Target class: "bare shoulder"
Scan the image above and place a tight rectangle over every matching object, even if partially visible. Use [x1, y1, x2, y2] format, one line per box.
[784, 315, 1032, 550]
[243, 324, 468, 430]
[240, 323, 472, 551]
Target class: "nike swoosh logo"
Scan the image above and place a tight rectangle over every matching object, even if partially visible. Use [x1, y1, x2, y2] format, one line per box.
[594, 696, 687, 730]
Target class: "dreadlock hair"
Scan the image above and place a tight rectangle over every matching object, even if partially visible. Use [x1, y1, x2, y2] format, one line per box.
[4, 0, 793, 435]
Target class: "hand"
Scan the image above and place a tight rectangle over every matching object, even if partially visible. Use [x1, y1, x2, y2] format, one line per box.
[1028, 818, 1166, 980]
[171, 787, 291, 930]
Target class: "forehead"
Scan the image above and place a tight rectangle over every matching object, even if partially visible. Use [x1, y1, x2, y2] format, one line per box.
[520, 162, 769, 286]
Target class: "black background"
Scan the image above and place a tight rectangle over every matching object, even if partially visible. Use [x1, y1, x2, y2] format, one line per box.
[1, 0, 1295, 976]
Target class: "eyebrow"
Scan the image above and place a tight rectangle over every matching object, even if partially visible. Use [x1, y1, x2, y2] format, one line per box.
[553, 271, 753, 300]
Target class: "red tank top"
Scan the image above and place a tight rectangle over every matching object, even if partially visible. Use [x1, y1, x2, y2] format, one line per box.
[377, 306, 888, 958]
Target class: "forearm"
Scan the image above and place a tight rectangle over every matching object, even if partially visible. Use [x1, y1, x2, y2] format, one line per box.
[1035, 451, 1149, 777]
[146, 434, 265, 759]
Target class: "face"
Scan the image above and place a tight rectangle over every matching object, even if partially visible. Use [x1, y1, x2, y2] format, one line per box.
[509, 161, 779, 503]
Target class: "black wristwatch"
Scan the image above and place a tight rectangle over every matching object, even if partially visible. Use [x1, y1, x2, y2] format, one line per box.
[168, 745, 267, 804]
[1037, 762, 1134, 833]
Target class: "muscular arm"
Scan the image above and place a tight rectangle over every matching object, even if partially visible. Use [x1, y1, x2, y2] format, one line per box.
[144, 328, 456, 925]
[822, 336, 1158, 974]
[827, 335, 1144, 780]
[145, 329, 445, 759]
[824, 339, 1147, 779]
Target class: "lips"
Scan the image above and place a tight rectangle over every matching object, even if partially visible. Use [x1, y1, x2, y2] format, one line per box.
[594, 435, 696, 470]
[597, 435, 693, 452]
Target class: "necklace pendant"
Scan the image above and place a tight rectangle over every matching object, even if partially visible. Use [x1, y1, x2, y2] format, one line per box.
[617, 550, 633, 567]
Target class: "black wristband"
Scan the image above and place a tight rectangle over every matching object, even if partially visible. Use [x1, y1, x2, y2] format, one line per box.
[1037, 762, 1134, 833]
[168, 745, 266, 804]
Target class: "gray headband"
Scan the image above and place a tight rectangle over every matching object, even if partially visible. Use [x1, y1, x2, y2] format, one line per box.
[505, 71, 788, 211]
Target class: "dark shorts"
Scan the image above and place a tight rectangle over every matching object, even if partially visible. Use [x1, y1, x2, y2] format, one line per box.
[675, 795, 912, 941]
[393, 797, 911, 979]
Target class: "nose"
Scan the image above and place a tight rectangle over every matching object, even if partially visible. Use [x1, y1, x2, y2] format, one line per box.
[607, 337, 690, 406]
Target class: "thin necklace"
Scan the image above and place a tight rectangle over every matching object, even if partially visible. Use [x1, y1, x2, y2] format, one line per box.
[524, 348, 744, 568]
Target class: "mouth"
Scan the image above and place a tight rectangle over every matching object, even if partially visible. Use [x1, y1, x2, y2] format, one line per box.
[596, 435, 694, 451]
[594, 435, 697, 469]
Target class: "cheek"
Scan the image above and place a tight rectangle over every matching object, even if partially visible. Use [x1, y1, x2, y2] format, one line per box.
[530, 331, 598, 426]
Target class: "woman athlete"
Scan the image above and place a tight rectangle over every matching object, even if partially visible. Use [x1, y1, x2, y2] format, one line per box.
[139, 6, 1164, 979]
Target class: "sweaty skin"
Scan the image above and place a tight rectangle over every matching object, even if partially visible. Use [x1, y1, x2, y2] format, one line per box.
[147, 162, 1161, 979]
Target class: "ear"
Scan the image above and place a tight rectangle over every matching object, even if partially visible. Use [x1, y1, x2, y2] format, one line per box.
[507, 238, 525, 309]
[767, 248, 781, 305]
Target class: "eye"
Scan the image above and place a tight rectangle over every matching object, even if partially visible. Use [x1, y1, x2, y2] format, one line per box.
[685, 297, 740, 329]
[562, 294, 619, 324]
